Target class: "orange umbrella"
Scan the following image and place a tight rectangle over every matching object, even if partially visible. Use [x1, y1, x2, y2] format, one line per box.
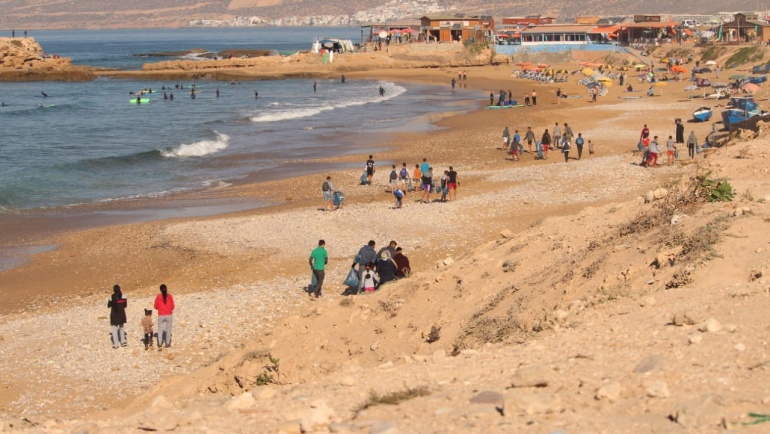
[672, 65, 689, 74]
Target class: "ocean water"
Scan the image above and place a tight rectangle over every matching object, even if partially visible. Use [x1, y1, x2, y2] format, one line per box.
[0, 28, 476, 212]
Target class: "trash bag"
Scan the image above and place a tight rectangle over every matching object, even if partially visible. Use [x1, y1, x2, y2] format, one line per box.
[311, 272, 318, 289]
[343, 268, 359, 287]
[333, 191, 344, 207]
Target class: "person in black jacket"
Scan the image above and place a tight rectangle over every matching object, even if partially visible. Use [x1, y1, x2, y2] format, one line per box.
[107, 284, 128, 348]
[375, 251, 398, 287]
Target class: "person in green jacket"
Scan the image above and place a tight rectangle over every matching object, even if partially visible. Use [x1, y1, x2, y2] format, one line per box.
[309, 240, 328, 299]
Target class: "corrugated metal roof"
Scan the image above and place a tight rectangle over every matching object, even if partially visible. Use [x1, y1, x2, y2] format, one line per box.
[588, 25, 621, 34]
[520, 25, 596, 34]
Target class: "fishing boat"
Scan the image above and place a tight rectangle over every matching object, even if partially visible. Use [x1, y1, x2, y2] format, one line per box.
[721, 96, 761, 129]
[748, 76, 767, 84]
[692, 106, 713, 122]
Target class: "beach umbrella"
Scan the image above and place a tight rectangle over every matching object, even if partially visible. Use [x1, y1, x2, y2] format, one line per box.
[705, 60, 717, 66]
[742, 82, 761, 92]
[537, 63, 549, 68]
[582, 68, 594, 76]
[654, 81, 667, 96]
[378, 31, 387, 38]
[729, 74, 745, 80]
[633, 63, 647, 69]
[597, 76, 612, 83]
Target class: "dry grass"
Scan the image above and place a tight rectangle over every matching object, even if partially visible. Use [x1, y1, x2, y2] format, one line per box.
[355, 387, 431, 415]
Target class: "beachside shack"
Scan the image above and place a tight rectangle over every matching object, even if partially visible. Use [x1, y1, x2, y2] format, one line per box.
[720, 13, 770, 43]
[360, 21, 421, 44]
[617, 21, 678, 44]
[420, 15, 495, 43]
[518, 24, 595, 44]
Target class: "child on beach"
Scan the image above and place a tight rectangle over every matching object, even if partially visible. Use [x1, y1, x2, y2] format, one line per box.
[141, 309, 154, 350]
[666, 135, 676, 165]
[362, 264, 379, 293]
[588, 140, 595, 157]
[412, 164, 421, 191]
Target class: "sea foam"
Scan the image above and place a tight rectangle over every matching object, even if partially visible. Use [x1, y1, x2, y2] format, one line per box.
[161, 132, 230, 158]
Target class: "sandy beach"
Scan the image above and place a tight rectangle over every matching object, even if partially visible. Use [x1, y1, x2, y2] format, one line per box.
[4, 41, 765, 432]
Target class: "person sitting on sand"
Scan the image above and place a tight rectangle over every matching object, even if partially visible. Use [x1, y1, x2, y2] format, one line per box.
[361, 264, 379, 293]
[375, 251, 398, 287]
[647, 86, 654, 97]
[393, 247, 411, 278]
[627, 84, 633, 92]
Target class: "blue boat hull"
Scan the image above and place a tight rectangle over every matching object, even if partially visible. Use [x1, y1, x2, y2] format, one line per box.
[693, 108, 712, 122]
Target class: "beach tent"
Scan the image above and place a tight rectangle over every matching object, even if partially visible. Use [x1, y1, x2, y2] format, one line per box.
[582, 68, 594, 76]
[742, 82, 761, 92]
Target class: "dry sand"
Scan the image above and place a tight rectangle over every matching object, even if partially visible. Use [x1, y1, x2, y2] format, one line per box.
[3, 45, 769, 432]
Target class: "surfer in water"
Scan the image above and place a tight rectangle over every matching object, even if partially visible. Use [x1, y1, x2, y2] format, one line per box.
[254, 90, 259, 98]
[313, 82, 317, 92]
[163, 92, 168, 100]
[136, 96, 141, 104]
[215, 88, 220, 98]
[40, 91, 48, 98]
[169, 93, 174, 100]
[341, 75, 346, 83]
[379, 86, 385, 97]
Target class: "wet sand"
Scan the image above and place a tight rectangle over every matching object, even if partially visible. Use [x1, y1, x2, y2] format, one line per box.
[0, 63, 719, 315]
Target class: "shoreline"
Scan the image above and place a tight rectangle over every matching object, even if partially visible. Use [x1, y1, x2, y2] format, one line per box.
[0, 59, 725, 418]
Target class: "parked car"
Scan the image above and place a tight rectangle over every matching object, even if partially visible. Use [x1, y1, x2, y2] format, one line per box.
[693, 67, 712, 73]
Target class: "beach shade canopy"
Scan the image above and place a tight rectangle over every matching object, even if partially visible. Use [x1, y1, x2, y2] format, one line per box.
[400, 28, 414, 33]
[633, 63, 647, 68]
[654, 81, 668, 87]
[582, 68, 594, 76]
[672, 65, 689, 74]
[742, 82, 761, 92]
[705, 60, 717, 66]
[536, 63, 549, 68]
[597, 76, 612, 82]
[729, 74, 745, 80]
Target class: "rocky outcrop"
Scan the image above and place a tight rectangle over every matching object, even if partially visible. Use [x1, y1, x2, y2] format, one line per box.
[0, 37, 94, 81]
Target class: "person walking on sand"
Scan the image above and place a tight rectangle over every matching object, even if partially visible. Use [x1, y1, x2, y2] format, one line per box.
[525, 127, 536, 155]
[489, 92, 494, 106]
[309, 240, 328, 299]
[154, 284, 175, 350]
[588, 140, 595, 158]
[531, 90, 537, 106]
[399, 163, 409, 189]
[439, 170, 449, 202]
[575, 133, 585, 160]
[666, 135, 677, 165]
[541, 129, 551, 160]
[640, 135, 650, 167]
[421, 166, 433, 203]
[687, 130, 698, 159]
[647, 136, 660, 168]
[563, 123, 573, 148]
[562, 139, 571, 162]
[322, 176, 334, 211]
[556, 88, 561, 105]
[412, 164, 421, 191]
[365, 155, 375, 185]
[524, 93, 530, 106]
[553, 122, 561, 149]
[388, 164, 399, 189]
[451, 78, 456, 90]
[107, 284, 128, 349]
[502, 126, 510, 150]
[447, 166, 458, 201]
[510, 130, 521, 161]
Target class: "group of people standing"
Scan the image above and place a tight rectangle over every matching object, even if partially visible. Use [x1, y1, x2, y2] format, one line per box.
[108, 284, 175, 350]
[389, 158, 459, 206]
[502, 122, 593, 162]
[638, 119, 698, 168]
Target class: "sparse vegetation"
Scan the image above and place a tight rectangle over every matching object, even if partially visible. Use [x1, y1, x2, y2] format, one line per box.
[701, 46, 727, 61]
[741, 189, 755, 202]
[453, 286, 520, 349]
[356, 387, 430, 415]
[339, 298, 353, 307]
[378, 299, 401, 318]
[666, 270, 693, 289]
[255, 353, 281, 386]
[725, 46, 764, 68]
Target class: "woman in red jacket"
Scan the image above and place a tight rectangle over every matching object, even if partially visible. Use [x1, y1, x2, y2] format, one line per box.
[154, 284, 175, 350]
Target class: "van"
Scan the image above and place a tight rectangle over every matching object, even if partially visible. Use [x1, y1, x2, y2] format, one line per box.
[681, 20, 696, 28]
